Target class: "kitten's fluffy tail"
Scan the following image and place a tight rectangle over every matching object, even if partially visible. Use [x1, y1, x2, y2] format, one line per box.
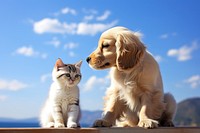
[159, 93, 177, 127]
[40, 101, 54, 127]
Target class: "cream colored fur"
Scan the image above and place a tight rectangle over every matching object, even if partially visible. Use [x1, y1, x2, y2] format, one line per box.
[87, 26, 176, 128]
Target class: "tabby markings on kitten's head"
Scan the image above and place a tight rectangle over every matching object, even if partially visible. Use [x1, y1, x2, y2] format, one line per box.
[53, 58, 82, 87]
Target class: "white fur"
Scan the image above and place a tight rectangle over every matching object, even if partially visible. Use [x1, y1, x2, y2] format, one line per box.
[40, 82, 80, 128]
[40, 59, 81, 128]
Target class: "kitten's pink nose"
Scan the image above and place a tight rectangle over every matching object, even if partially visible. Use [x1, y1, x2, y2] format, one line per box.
[69, 79, 74, 84]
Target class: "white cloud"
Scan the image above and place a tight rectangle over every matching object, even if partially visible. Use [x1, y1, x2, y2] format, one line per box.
[150, 52, 162, 63]
[160, 32, 177, 39]
[64, 42, 79, 49]
[154, 55, 163, 62]
[14, 46, 47, 59]
[61, 7, 77, 15]
[33, 17, 118, 35]
[41, 53, 48, 59]
[46, 37, 61, 48]
[69, 51, 76, 57]
[160, 34, 169, 39]
[185, 75, 200, 89]
[15, 46, 38, 57]
[82, 8, 98, 15]
[0, 79, 28, 91]
[0, 95, 7, 102]
[41, 73, 51, 83]
[53, 7, 77, 16]
[33, 18, 77, 34]
[96, 10, 111, 21]
[167, 41, 198, 61]
[83, 15, 94, 22]
[76, 20, 118, 36]
[172, 32, 177, 36]
[83, 74, 110, 91]
[64, 43, 79, 57]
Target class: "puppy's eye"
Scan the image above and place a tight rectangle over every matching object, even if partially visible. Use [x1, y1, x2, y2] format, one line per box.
[102, 44, 110, 49]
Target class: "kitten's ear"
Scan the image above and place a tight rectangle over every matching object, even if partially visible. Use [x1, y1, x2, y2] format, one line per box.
[55, 58, 65, 68]
[75, 60, 82, 68]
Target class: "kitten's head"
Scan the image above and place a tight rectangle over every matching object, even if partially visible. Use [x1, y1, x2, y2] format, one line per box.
[52, 58, 82, 87]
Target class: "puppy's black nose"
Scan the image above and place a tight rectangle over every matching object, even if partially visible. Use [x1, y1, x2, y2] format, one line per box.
[86, 57, 91, 63]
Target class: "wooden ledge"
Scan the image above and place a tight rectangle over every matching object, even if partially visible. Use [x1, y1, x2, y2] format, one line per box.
[0, 127, 200, 133]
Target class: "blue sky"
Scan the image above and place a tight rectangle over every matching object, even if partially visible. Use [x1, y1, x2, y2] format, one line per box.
[0, 0, 200, 119]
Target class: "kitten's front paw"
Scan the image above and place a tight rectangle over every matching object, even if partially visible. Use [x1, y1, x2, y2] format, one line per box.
[46, 122, 54, 128]
[67, 122, 77, 128]
[93, 119, 112, 127]
[54, 122, 65, 128]
[138, 119, 158, 129]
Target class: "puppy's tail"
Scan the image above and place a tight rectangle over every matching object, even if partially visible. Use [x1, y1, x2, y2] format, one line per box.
[159, 93, 177, 127]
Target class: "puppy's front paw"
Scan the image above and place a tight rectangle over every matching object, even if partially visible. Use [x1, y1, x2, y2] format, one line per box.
[160, 120, 175, 127]
[138, 119, 158, 129]
[54, 122, 65, 128]
[67, 122, 77, 128]
[93, 119, 112, 127]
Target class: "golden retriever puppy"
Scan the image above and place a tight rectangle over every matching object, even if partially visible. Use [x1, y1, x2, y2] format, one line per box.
[86, 26, 176, 128]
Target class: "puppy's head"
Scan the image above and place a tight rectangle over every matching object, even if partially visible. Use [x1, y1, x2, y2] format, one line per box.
[86, 26, 146, 71]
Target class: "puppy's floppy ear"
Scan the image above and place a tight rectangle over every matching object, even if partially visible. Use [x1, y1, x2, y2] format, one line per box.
[116, 33, 145, 71]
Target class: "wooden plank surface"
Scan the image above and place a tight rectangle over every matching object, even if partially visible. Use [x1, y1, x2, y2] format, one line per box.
[0, 127, 200, 133]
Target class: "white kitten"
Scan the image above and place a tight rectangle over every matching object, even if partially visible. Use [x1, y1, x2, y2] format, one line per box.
[40, 58, 82, 128]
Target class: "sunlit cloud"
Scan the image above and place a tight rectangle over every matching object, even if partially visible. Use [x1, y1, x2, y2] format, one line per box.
[83, 15, 94, 22]
[53, 7, 77, 16]
[61, 7, 77, 15]
[15, 46, 37, 57]
[160, 32, 177, 39]
[0, 79, 28, 91]
[167, 41, 198, 61]
[154, 55, 163, 62]
[96, 10, 111, 21]
[149, 53, 163, 63]
[40, 73, 51, 83]
[82, 8, 98, 15]
[33, 18, 77, 34]
[64, 42, 79, 49]
[33, 18, 117, 36]
[68, 51, 76, 57]
[184, 75, 200, 89]
[46, 37, 61, 48]
[76, 21, 118, 36]
[82, 74, 110, 91]
[14, 46, 47, 59]
[0, 95, 7, 102]
[33, 8, 117, 36]
[160, 34, 168, 39]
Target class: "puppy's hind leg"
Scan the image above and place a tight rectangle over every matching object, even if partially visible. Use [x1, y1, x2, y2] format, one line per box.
[159, 93, 177, 127]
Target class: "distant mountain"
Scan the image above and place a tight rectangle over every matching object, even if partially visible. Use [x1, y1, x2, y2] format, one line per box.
[0, 117, 38, 123]
[80, 110, 102, 127]
[0, 110, 102, 127]
[174, 97, 200, 126]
